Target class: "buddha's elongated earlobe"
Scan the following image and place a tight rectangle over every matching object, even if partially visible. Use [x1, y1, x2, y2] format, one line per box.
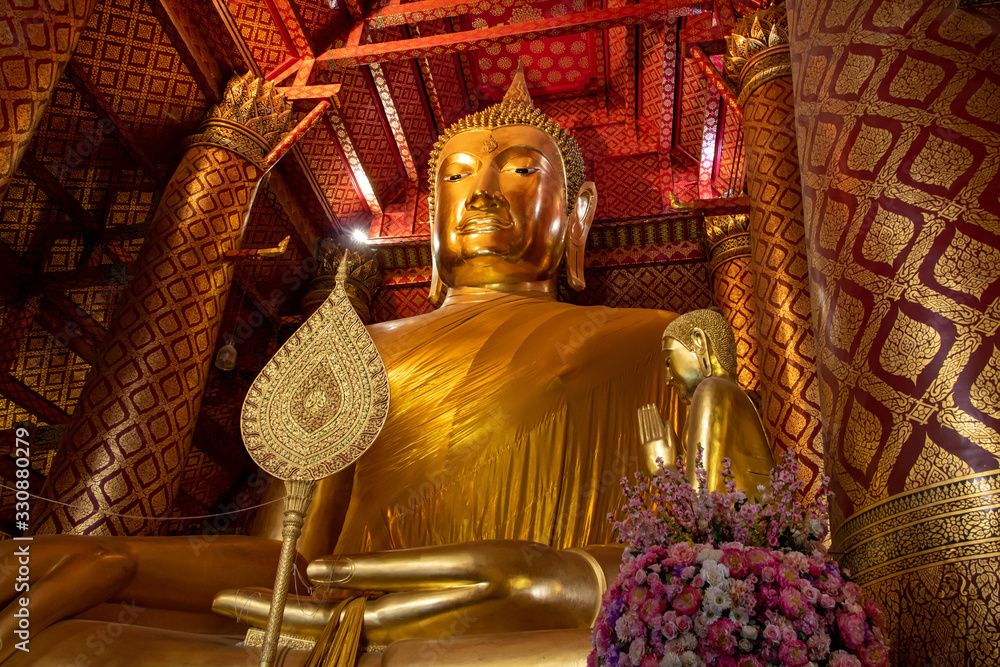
[692, 328, 713, 377]
[428, 257, 444, 305]
[566, 181, 597, 291]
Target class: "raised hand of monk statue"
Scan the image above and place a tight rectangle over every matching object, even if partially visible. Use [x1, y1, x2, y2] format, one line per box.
[0, 65, 680, 667]
[638, 309, 775, 493]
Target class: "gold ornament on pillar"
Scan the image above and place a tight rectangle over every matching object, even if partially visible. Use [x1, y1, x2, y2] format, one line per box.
[723, 4, 791, 106]
[302, 239, 383, 324]
[704, 214, 760, 399]
[33, 74, 295, 536]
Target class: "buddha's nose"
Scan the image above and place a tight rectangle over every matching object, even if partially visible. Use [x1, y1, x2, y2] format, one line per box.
[466, 188, 507, 212]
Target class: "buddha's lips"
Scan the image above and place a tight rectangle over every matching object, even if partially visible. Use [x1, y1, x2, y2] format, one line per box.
[457, 216, 513, 234]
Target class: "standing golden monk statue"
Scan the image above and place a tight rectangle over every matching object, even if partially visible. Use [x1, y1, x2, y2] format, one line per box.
[0, 68, 756, 666]
[638, 309, 774, 493]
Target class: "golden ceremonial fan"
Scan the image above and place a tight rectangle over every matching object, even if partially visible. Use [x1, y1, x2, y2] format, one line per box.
[240, 257, 390, 667]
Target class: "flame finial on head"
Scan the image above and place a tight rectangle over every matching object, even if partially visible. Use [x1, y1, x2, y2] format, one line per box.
[504, 60, 533, 107]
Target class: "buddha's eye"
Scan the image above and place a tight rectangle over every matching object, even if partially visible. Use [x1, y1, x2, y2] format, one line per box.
[443, 172, 471, 182]
[505, 166, 539, 176]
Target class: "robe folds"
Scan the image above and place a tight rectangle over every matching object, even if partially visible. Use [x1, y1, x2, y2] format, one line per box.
[332, 291, 678, 554]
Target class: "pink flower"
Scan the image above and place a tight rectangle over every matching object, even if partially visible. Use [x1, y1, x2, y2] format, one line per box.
[640, 597, 665, 623]
[680, 566, 697, 579]
[721, 549, 749, 579]
[801, 584, 820, 605]
[829, 651, 863, 667]
[746, 548, 773, 576]
[778, 639, 809, 667]
[691, 575, 705, 588]
[670, 542, 697, 564]
[672, 585, 702, 616]
[676, 615, 693, 633]
[639, 656, 659, 667]
[736, 657, 764, 667]
[717, 658, 738, 667]
[781, 627, 797, 643]
[779, 587, 808, 618]
[761, 566, 777, 583]
[662, 620, 678, 640]
[820, 593, 837, 609]
[837, 613, 867, 651]
[629, 585, 649, 607]
[762, 623, 781, 642]
[858, 641, 890, 667]
[864, 597, 887, 633]
[807, 630, 832, 660]
[706, 618, 738, 655]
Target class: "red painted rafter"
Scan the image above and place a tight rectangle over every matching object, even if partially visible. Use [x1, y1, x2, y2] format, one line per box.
[263, 0, 315, 58]
[321, 0, 709, 66]
[689, 45, 740, 122]
[366, 0, 521, 29]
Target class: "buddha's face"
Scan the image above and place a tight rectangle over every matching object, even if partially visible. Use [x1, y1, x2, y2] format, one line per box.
[663, 337, 705, 402]
[433, 125, 569, 288]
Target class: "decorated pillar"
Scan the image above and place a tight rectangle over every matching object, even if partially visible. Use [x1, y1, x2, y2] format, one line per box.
[704, 213, 760, 400]
[0, 0, 97, 200]
[724, 4, 824, 497]
[787, 0, 1000, 662]
[33, 74, 293, 536]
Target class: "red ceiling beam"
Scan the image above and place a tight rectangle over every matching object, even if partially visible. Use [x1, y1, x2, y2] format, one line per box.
[263, 0, 316, 59]
[321, 0, 709, 67]
[366, 0, 521, 29]
[689, 45, 741, 123]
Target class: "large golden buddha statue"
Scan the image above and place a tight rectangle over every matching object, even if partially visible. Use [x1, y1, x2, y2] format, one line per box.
[1, 69, 711, 666]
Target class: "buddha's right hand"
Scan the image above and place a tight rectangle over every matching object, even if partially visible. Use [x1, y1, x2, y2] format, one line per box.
[637, 403, 679, 475]
[213, 540, 605, 648]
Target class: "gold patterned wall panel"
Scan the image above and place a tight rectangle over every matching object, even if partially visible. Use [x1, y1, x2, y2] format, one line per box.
[741, 73, 825, 500]
[787, 0, 1000, 663]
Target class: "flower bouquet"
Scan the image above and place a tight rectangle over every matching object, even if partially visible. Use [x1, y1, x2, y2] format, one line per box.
[589, 454, 890, 667]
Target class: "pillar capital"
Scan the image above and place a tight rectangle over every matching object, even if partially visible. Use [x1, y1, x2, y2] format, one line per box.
[303, 241, 383, 324]
[185, 73, 294, 170]
[724, 3, 792, 106]
[704, 213, 751, 276]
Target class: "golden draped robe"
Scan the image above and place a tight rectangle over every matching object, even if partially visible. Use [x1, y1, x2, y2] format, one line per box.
[327, 291, 677, 554]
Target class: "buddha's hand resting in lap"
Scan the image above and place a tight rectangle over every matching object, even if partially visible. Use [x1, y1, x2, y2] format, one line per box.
[213, 540, 610, 647]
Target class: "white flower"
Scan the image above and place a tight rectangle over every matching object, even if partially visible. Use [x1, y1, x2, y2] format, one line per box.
[660, 653, 682, 667]
[696, 549, 724, 563]
[729, 607, 748, 625]
[807, 518, 822, 536]
[694, 613, 711, 637]
[703, 585, 731, 614]
[628, 637, 645, 664]
[739, 638, 752, 652]
[681, 632, 698, 650]
[741, 624, 758, 640]
[680, 650, 702, 667]
[700, 560, 730, 588]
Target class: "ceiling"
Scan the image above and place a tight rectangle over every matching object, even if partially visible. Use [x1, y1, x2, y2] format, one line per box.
[0, 0, 758, 535]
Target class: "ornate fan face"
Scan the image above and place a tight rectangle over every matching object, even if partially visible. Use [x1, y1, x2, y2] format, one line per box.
[241, 266, 389, 481]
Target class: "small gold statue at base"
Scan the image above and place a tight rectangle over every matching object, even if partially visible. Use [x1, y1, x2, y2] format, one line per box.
[638, 309, 775, 494]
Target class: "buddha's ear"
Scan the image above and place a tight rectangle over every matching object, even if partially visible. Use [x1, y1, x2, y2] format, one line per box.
[691, 327, 712, 377]
[566, 181, 597, 291]
[428, 258, 445, 306]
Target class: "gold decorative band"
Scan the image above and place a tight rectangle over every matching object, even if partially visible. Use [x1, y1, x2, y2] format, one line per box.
[706, 233, 751, 276]
[186, 118, 274, 169]
[737, 47, 793, 107]
[835, 470, 1000, 587]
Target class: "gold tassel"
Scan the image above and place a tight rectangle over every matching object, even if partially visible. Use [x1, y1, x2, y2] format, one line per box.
[303, 597, 366, 667]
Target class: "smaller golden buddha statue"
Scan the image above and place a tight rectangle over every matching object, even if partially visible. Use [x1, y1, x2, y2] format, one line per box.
[638, 308, 774, 493]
